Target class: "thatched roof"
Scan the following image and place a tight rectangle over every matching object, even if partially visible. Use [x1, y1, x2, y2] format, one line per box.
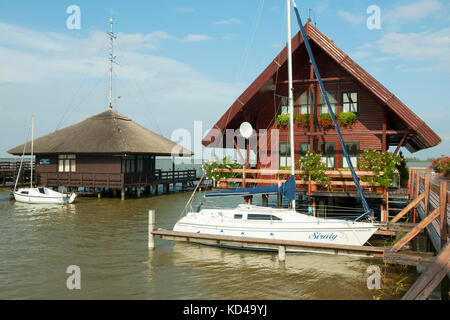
[8, 109, 193, 156]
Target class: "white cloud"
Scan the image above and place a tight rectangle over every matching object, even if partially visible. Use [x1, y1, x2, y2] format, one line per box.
[213, 18, 241, 25]
[116, 31, 175, 50]
[349, 51, 371, 60]
[384, 0, 443, 21]
[337, 10, 364, 24]
[0, 21, 244, 157]
[376, 28, 450, 70]
[182, 34, 211, 42]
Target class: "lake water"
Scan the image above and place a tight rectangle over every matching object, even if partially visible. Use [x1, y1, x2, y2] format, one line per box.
[0, 188, 418, 300]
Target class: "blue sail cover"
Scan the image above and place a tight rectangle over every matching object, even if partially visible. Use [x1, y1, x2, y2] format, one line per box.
[205, 175, 296, 200]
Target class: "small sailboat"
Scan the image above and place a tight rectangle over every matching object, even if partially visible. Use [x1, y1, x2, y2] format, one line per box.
[173, 0, 378, 250]
[13, 116, 77, 205]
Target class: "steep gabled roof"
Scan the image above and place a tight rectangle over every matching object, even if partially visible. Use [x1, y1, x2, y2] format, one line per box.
[8, 109, 193, 156]
[202, 22, 441, 152]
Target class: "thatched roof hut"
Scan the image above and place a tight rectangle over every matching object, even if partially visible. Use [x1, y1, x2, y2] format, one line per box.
[7, 109, 194, 195]
[8, 109, 192, 156]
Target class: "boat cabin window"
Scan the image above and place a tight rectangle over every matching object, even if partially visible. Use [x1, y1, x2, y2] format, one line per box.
[234, 214, 243, 219]
[21, 191, 29, 195]
[247, 214, 281, 221]
[38, 188, 46, 194]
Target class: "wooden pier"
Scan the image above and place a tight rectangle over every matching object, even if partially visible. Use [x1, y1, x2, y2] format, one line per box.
[0, 160, 33, 187]
[1, 159, 198, 199]
[382, 168, 449, 299]
[151, 228, 386, 259]
[148, 167, 449, 300]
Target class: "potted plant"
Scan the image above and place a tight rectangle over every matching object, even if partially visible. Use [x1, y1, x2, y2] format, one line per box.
[275, 114, 290, 128]
[359, 150, 401, 192]
[431, 155, 450, 177]
[203, 156, 241, 187]
[318, 113, 334, 129]
[337, 111, 357, 128]
[298, 152, 330, 190]
[277, 163, 302, 180]
[295, 114, 310, 128]
[397, 151, 409, 186]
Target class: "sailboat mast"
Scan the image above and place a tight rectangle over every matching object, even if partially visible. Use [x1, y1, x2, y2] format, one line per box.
[108, 16, 115, 109]
[286, 0, 296, 209]
[30, 115, 34, 188]
[291, 0, 373, 218]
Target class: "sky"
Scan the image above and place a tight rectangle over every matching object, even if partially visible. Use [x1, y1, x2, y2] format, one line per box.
[0, 0, 449, 160]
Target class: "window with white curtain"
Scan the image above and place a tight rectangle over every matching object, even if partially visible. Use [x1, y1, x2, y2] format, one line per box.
[342, 91, 358, 113]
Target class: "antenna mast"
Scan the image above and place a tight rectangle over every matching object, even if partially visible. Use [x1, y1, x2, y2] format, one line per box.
[108, 15, 116, 109]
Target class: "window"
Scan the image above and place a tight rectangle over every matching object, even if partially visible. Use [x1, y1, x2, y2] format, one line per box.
[319, 91, 337, 114]
[319, 142, 336, 168]
[247, 214, 282, 221]
[342, 142, 359, 168]
[279, 142, 291, 167]
[278, 96, 289, 115]
[342, 91, 358, 113]
[137, 155, 144, 173]
[121, 155, 136, 173]
[299, 142, 310, 157]
[297, 91, 314, 115]
[58, 154, 76, 172]
[234, 214, 243, 219]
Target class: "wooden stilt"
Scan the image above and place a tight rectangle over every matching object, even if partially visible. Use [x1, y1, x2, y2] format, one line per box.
[148, 209, 155, 249]
[278, 245, 286, 262]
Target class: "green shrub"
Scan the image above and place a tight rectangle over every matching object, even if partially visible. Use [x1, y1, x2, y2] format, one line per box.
[337, 112, 358, 127]
[275, 114, 290, 127]
[359, 150, 401, 188]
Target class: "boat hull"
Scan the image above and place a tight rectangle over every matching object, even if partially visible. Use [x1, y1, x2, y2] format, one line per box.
[13, 187, 76, 205]
[173, 205, 378, 249]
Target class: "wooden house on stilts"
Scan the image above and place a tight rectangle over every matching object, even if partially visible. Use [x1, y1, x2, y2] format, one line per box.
[7, 108, 193, 199]
[201, 20, 441, 211]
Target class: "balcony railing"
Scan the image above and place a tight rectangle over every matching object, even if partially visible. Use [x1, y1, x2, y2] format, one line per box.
[213, 168, 391, 194]
[38, 169, 197, 188]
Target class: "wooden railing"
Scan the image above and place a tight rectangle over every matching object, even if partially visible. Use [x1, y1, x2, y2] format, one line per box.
[0, 161, 33, 172]
[213, 168, 387, 194]
[38, 169, 197, 188]
[124, 169, 197, 186]
[385, 168, 449, 300]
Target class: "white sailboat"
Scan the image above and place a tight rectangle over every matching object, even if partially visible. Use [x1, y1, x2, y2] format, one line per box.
[13, 116, 77, 205]
[173, 0, 378, 249]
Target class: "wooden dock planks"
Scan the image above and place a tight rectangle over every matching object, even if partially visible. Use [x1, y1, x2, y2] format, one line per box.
[152, 228, 386, 258]
[402, 243, 450, 300]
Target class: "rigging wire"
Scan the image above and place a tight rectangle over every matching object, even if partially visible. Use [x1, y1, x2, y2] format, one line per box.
[113, 41, 166, 137]
[234, 0, 265, 83]
[13, 123, 31, 191]
[55, 38, 109, 131]
[56, 70, 110, 129]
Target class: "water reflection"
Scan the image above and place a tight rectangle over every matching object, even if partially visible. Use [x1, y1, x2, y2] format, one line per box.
[0, 189, 417, 300]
